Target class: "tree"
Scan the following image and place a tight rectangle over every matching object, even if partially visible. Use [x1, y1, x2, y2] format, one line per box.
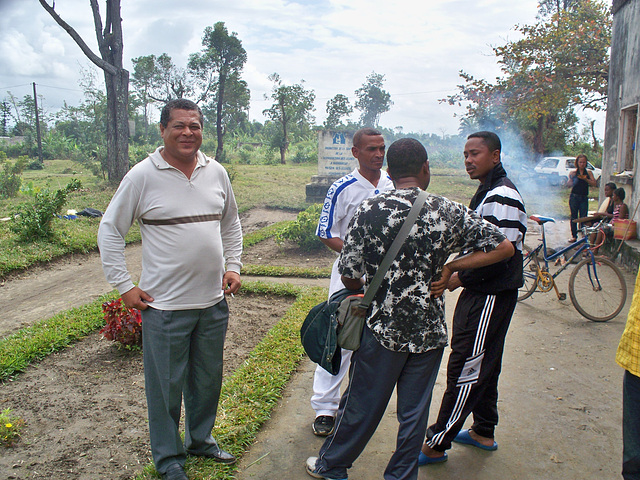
[0, 101, 10, 136]
[38, 0, 129, 184]
[537, 0, 581, 19]
[354, 72, 393, 127]
[443, 0, 610, 155]
[130, 55, 157, 140]
[263, 73, 315, 164]
[188, 22, 248, 161]
[324, 94, 353, 130]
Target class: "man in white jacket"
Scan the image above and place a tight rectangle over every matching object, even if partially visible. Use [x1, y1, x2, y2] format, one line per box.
[97, 99, 242, 480]
[312, 127, 394, 436]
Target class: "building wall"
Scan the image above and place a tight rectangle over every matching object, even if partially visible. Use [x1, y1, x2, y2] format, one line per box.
[602, 0, 640, 221]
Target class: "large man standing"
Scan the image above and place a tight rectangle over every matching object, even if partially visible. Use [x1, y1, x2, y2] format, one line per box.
[307, 138, 514, 480]
[98, 99, 242, 480]
[421, 131, 526, 464]
[311, 127, 394, 436]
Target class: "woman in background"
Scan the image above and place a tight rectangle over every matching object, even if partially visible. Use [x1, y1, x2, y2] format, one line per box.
[567, 154, 597, 242]
[592, 188, 629, 255]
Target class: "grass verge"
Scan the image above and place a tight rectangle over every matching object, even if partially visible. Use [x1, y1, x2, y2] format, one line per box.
[242, 264, 331, 278]
[242, 220, 292, 248]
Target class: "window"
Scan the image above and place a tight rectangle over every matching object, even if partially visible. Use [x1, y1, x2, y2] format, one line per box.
[618, 105, 638, 172]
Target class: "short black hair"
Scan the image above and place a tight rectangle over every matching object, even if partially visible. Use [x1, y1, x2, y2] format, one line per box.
[605, 182, 617, 190]
[353, 127, 382, 147]
[467, 131, 501, 153]
[615, 187, 626, 201]
[387, 138, 428, 179]
[160, 99, 204, 128]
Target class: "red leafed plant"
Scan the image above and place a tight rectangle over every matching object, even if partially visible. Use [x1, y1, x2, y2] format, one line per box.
[100, 298, 142, 348]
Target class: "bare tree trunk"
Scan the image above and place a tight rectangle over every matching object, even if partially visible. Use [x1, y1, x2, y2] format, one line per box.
[280, 99, 288, 164]
[533, 115, 546, 154]
[104, 69, 130, 182]
[590, 119, 599, 151]
[39, 0, 130, 184]
[215, 73, 226, 162]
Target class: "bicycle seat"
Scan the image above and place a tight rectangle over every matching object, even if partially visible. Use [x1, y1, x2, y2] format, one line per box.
[529, 215, 556, 225]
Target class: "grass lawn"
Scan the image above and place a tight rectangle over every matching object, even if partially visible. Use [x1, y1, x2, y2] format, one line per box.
[0, 158, 598, 277]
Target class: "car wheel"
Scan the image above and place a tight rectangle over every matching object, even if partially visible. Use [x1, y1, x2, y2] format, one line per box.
[559, 176, 569, 187]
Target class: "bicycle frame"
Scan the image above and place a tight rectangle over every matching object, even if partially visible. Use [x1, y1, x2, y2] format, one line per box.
[527, 216, 604, 290]
[529, 235, 593, 280]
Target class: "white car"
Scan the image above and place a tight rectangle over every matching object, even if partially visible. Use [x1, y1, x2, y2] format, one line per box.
[534, 156, 602, 186]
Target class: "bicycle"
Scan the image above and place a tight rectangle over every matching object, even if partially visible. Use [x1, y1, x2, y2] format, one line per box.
[518, 215, 627, 322]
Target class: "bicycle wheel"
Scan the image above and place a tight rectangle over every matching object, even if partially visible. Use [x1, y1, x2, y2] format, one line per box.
[518, 246, 540, 301]
[568, 256, 627, 322]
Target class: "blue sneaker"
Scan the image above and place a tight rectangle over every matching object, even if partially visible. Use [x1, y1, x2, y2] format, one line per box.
[418, 450, 448, 465]
[305, 456, 347, 479]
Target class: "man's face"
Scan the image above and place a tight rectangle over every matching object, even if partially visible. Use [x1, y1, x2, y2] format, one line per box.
[464, 137, 500, 183]
[160, 108, 203, 163]
[352, 135, 385, 174]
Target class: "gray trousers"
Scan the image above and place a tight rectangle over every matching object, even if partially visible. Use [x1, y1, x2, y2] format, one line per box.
[141, 300, 228, 474]
[315, 325, 444, 480]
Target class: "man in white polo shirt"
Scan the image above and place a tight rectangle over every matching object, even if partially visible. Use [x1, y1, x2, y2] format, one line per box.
[98, 99, 242, 480]
[311, 127, 394, 436]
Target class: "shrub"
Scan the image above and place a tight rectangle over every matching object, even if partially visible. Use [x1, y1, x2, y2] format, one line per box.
[129, 144, 154, 166]
[238, 144, 254, 164]
[0, 408, 26, 447]
[290, 140, 318, 164]
[10, 178, 82, 241]
[0, 156, 28, 198]
[100, 299, 143, 348]
[275, 203, 324, 251]
[27, 160, 44, 170]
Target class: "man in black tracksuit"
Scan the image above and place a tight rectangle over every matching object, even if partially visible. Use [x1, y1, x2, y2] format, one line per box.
[420, 131, 527, 464]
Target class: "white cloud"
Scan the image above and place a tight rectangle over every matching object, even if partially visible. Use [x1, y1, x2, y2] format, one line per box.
[0, 0, 561, 135]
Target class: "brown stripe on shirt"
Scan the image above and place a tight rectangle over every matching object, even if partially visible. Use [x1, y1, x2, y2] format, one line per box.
[140, 214, 222, 225]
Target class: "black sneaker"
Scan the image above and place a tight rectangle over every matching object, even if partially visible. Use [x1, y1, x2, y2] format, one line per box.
[312, 415, 335, 436]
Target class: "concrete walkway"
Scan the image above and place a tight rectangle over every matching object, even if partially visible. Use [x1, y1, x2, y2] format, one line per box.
[235, 256, 636, 480]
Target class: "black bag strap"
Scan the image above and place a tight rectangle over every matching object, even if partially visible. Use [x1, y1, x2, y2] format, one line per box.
[360, 189, 428, 309]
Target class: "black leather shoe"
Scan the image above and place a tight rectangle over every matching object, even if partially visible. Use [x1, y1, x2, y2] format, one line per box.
[162, 464, 188, 480]
[186, 447, 236, 465]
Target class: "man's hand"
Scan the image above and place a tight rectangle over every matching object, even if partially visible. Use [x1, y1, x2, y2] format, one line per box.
[446, 272, 463, 291]
[223, 271, 241, 295]
[121, 286, 154, 310]
[430, 265, 453, 298]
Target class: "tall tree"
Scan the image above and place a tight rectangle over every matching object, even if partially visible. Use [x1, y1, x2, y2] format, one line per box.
[130, 55, 158, 140]
[263, 73, 315, 164]
[0, 100, 10, 136]
[324, 94, 353, 130]
[354, 72, 393, 127]
[443, 0, 610, 155]
[188, 22, 248, 161]
[38, 0, 129, 183]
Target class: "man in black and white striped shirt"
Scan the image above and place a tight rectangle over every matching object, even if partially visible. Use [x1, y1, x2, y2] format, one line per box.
[420, 131, 527, 465]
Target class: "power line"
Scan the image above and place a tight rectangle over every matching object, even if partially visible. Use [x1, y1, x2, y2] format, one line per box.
[0, 83, 83, 93]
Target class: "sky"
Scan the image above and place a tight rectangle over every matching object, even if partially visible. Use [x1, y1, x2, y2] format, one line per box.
[0, 0, 606, 137]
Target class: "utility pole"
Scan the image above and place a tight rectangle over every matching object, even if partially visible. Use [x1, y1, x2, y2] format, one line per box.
[33, 82, 43, 165]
